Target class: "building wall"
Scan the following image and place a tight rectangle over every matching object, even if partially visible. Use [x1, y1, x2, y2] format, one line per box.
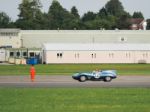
[21, 30, 150, 48]
[44, 51, 150, 64]
[0, 35, 21, 48]
[1, 30, 150, 49]
[1, 29, 150, 64]
[0, 49, 6, 62]
[0, 29, 21, 48]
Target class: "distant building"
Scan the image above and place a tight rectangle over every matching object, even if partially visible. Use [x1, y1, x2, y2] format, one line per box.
[1, 29, 150, 49]
[0, 29, 21, 48]
[129, 18, 147, 30]
[21, 30, 150, 48]
[0, 29, 150, 64]
[42, 43, 150, 64]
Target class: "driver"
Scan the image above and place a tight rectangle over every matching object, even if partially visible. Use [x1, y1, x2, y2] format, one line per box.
[93, 69, 100, 78]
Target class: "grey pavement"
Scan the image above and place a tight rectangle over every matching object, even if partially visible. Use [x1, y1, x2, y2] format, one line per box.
[0, 75, 150, 88]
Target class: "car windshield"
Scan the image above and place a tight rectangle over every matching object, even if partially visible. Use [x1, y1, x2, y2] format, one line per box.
[92, 70, 101, 73]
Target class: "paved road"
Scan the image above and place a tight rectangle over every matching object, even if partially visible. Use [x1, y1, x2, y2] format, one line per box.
[0, 75, 150, 88]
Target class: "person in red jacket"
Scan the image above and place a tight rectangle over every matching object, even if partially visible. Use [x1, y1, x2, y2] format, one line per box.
[30, 64, 36, 82]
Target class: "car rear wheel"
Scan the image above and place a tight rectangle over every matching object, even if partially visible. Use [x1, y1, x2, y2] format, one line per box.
[79, 76, 87, 82]
[104, 76, 112, 82]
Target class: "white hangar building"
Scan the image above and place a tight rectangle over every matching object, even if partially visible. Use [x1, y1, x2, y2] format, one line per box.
[42, 43, 150, 64]
[21, 30, 150, 48]
[1, 29, 150, 64]
[1, 29, 150, 48]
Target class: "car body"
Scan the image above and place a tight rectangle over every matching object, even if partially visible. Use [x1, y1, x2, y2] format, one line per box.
[72, 70, 117, 82]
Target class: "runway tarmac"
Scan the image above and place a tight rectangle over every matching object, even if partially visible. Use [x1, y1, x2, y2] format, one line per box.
[0, 75, 150, 88]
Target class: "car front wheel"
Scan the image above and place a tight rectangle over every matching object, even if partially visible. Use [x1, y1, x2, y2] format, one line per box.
[104, 76, 112, 82]
[79, 76, 87, 82]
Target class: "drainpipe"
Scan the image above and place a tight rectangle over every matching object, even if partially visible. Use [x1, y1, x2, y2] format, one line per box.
[20, 38, 23, 48]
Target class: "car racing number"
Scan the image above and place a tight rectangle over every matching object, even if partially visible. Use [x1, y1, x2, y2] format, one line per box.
[93, 73, 100, 79]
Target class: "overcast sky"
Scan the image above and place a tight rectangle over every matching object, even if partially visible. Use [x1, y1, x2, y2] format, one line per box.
[0, 0, 150, 21]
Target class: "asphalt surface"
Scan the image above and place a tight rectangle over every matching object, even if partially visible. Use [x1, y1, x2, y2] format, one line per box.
[0, 75, 150, 88]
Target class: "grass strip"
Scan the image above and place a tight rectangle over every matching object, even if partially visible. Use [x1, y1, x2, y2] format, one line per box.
[0, 64, 150, 75]
[0, 88, 150, 112]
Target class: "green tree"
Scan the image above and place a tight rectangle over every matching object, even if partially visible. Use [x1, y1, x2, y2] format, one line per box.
[0, 12, 15, 28]
[116, 14, 131, 29]
[81, 11, 97, 29]
[106, 15, 117, 29]
[16, 0, 45, 29]
[98, 7, 108, 18]
[18, 0, 33, 20]
[81, 14, 116, 30]
[61, 12, 78, 29]
[97, 7, 118, 30]
[71, 6, 80, 19]
[105, 0, 125, 17]
[48, 0, 81, 29]
[132, 11, 144, 19]
[70, 6, 81, 29]
[82, 11, 96, 22]
[48, 0, 68, 29]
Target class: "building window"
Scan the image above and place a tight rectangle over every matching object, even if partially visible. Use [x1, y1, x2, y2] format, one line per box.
[60, 53, 62, 58]
[91, 53, 96, 58]
[29, 52, 35, 57]
[10, 52, 14, 57]
[109, 53, 114, 58]
[94, 53, 96, 58]
[143, 53, 148, 58]
[126, 53, 131, 58]
[146, 53, 148, 58]
[77, 53, 80, 58]
[0, 32, 18, 36]
[75, 53, 79, 58]
[57, 53, 63, 58]
[143, 54, 145, 58]
[57, 53, 60, 58]
[91, 54, 94, 58]
[23, 52, 27, 57]
[75, 53, 80, 58]
[16, 51, 20, 57]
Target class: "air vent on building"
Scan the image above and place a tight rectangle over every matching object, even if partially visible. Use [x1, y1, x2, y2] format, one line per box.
[119, 37, 127, 42]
